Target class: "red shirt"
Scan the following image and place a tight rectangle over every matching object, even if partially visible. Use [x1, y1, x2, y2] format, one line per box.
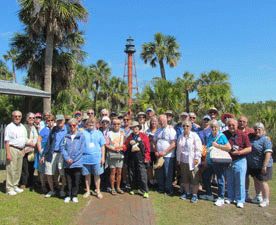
[223, 129, 251, 160]
[124, 132, 151, 162]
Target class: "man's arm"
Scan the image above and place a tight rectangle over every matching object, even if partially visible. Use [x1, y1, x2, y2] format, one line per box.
[159, 140, 176, 157]
[5, 141, 12, 162]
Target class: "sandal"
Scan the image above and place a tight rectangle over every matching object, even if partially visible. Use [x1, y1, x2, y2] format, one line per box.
[83, 192, 90, 198]
[117, 188, 124, 194]
[96, 192, 103, 199]
[111, 189, 117, 195]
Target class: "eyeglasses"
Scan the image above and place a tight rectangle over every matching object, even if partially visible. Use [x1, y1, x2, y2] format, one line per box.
[102, 121, 109, 124]
[69, 124, 77, 127]
[209, 111, 217, 114]
[238, 120, 247, 123]
[75, 115, 81, 117]
[124, 119, 129, 121]
[190, 117, 196, 119]
[87, 113, 94, 115]
[254, 128, 262, 131]
[182, 125, 190, 128]
[113, 123, 121, 125]
[29, 117, 35, 119]
[47, 120, 54, 122]
[13, 115, 22, 118]
[204, 119, 210, 121]
[138, 116, 145, 119]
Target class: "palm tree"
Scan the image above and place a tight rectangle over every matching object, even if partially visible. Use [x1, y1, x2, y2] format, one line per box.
[0, 60, 13, 81]
[140, 32, 181, 80]
[140, 79, 182, 114]
[90, 60, 111, 112]
[18, 0, 88, 113]
[196, 70, 240, 115]
[176, 72, 197, 113]
[3, 48, 18, 83]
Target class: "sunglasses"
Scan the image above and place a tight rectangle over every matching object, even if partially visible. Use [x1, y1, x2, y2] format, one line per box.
[124, 119, 129, 121]
[29, 117, 35, 119]
[190, 117, 196, 119]
[75, 114, 81, 117]
[87, 113, 94, 115]
[47, 120, 54, 122]
[138, 116, 145, 119]
[102, 114, 108, 116]
[14, 116, 22, 118]
[69, 124, 77, 127]
[182, 125, 190, 128]
[204, 119, 210, 121]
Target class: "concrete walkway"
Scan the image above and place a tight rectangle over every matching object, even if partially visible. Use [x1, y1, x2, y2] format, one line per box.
[78, 192, 156, 225]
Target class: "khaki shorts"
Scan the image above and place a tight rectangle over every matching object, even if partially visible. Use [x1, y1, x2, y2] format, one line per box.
[45, 152, 64, 176]
[108, 158, 124, 169]
[180, 163, 199, 185]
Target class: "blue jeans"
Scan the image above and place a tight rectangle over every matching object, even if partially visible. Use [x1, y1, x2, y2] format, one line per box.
[226, 157, 247, 203]
[156, 157, 175, 194]
[202, 163, 227, 198]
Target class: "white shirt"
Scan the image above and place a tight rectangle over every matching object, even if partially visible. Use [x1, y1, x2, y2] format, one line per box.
[177, 131, 202, 170]
[154, 125, 177, 158]
[4, 122, 27, 148]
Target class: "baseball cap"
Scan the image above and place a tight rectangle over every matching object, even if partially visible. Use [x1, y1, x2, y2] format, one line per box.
[56, 114, 65, 121]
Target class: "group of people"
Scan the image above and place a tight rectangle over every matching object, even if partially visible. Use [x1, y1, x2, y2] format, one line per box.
[4, 107, 273, 208]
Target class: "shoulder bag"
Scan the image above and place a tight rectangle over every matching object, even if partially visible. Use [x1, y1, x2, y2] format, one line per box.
[209, 134, 232, 164]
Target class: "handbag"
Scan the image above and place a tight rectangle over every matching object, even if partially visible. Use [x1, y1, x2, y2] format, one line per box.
[107, 149, 124, 160]
[209, 134, 232, 164]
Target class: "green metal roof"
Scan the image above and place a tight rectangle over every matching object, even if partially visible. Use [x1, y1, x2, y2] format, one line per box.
[0, 80, 51, 98]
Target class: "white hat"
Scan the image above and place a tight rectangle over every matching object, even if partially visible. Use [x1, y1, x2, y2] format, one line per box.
[101, 116, 111, 124]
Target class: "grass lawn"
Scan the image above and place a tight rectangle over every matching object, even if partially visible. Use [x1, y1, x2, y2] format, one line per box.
[0, 169, 90, 225]
[151, 165, 276, 225]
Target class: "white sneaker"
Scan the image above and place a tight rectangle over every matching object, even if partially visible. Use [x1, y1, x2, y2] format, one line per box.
[214, 197, 225, 206]
[237, 203, 244, 208]
[7, 190, 17, 196]
[72, 197, 78, 203]
[199, 194, 214, 201]
[225, 199, 233, 204]
[14, 187, 24, 193]
[64, 197, 71, 203]
[251, 195, 263, 204]
[259, 199, 269, 208]
[60, 190, 66, 198]
[45, 191, 55, 198]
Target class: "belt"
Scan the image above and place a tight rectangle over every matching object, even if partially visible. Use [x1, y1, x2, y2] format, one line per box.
[10, 145, 23, 150]
[54, 151, 61, 153]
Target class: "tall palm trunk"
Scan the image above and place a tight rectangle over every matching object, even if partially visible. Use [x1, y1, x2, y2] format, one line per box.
[43, 21, 54, 113]
[12, 62, 17, 83]
[159, 59, 166, 80]
[185, 90, 189, 113]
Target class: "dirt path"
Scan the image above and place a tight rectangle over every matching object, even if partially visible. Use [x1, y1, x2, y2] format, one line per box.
[78, 192, 156, 225]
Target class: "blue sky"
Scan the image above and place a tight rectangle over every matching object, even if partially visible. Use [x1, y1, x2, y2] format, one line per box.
[0, 0, 275, 103]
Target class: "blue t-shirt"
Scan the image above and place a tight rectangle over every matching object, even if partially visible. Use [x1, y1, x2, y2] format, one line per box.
[206, 132, 229, 164]
[39, 127, 51, 150]
[82, 129, 106, 165]
[198, 127, 212, 145]
[247, 135, 273, 168]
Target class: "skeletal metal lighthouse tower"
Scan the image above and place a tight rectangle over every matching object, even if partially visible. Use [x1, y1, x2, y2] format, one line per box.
[123, 37, 139, 106]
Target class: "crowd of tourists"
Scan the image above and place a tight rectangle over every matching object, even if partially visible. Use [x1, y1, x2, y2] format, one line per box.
[4, 107, 273, 208]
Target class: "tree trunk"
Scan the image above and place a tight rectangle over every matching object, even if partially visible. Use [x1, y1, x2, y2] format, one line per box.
[159, 59, 166, 80]
[12, 62, 17, 83]
[43, 23, 54, 113]
[185, 90, 189, 113]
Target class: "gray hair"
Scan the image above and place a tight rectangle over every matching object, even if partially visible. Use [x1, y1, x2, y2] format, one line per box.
[26, 112, 35, 120]
[228, 118, 238, 124]
[101, 108, 109, 116]
[68, 118, 78, 125]
[189, 112, 196, 117]
[112, 119, 121, 124]
[182, 120, 192, 127]
[209, 119, 220, 128]
[253, 122, 265, 130]
[12, 110, 22, 117]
